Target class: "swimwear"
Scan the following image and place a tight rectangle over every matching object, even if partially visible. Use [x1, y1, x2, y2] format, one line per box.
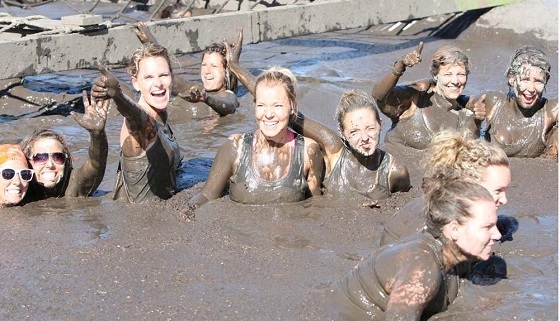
[228, 131, 310, 204]
[113, 120, 181, 203]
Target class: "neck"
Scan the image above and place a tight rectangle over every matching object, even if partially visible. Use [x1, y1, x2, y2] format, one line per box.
[255, 129, 293, 148]
[440, 236, 469, 272]
[350, 147, 381, 169]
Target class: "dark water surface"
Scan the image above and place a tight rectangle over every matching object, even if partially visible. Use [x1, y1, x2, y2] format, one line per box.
[0, 11, 557, 320]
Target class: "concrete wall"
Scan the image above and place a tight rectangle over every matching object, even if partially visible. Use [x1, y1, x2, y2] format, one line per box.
[0, 0, 519, 79]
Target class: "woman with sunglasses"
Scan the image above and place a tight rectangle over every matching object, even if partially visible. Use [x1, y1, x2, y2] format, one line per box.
[21, 91, 109, 200]
[0, 144, 34, 207]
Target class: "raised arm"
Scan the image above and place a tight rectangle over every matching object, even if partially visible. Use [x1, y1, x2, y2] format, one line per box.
[291, 112, 344, 157]
[225, 28, 257, 96]
[372, 42, 423, 120]
[65, 90, 109, 197]
[188, 137, 238, 208]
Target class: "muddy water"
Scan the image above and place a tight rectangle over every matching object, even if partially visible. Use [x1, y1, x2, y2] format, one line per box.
[0, 11, 558, 321]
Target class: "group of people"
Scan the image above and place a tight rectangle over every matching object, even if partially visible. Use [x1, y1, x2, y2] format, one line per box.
[0, 23, 556, 320]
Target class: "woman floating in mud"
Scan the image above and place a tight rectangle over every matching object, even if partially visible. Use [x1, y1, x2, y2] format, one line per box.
[335, 169, 502, 321]
[0, 144, 33, 206]
[92, 43, 181, 203]
[380, 130, 510, 247]
[187, 67, 323, 207]
[371, 43, 484, 150]
[21, 91, 109, 200]
[134, 22, 240, 118]
[477, 46, 557, 158]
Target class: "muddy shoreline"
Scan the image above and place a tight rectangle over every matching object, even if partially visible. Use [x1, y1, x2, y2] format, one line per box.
[0, 1, 558, 320]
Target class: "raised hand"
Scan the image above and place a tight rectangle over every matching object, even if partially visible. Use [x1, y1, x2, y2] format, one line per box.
[466, 94, 487, 121]
[401, 42, 423, 68]
[224, 27, 243, 65]
[71, 90, 109, 132]
[178, 85, 206, 103]
[134, 22, 158, 44]
[91, 62, 121, 100]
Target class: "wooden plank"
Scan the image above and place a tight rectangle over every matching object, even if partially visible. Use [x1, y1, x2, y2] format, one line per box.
[0, 0, 520, 79]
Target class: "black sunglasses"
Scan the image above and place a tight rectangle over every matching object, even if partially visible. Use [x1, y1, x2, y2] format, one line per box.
[1, 168, 34, 182]
[32, 152, 66, 165]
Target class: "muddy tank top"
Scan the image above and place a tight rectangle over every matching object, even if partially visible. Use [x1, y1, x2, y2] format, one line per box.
[335, 232, 455, 320]
[228, 132, 310, 204]
[323, 148, 392, 200]
[385, 91, 475, 149]
[113, 120, 181, 203]
[486, 98, 547, 157]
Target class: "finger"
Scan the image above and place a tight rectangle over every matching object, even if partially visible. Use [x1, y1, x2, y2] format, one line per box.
[417, 41, 424, 55]
[81, 90, 90, 107]
[70, 111, 80, 124]
[97, 61, 111, 77]
[477, 94, 487, 104]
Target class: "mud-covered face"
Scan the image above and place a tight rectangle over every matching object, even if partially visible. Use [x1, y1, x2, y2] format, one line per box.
[510, 64, 547, 109]
[132, 56, 172, 111]
[454, 200, 501, 261]
[255, 83, 292, 142]
[0, 160, 31, 206]
[201, 52, 226, 92]
[434, 64, 467, 101]
[29, 138, 65, 189]
[341, 108, 380, 156]
[479, 165, 511, 208]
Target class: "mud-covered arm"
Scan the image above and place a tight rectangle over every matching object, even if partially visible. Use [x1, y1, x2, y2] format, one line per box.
[224, 29, 256, 96]
[291, 112, 344, 157]
[387, 157, 411, 193]
[372, 42, 424, 120]
[383, 247, 441, 321]
[304, 138, 324, 196]
[65, 90, 109, 197]
[188, 137, 238, 208]
[176, 84, 239, 116]
[544, 98, 558, 134]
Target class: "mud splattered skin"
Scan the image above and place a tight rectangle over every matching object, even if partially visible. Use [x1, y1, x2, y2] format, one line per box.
[335, 233, 459, 321]
[485, 91, 558, 158]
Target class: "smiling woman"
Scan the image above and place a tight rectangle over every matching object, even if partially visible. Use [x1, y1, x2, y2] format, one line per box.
[0, 144, 33, 207]
[187, 67, 324, 207]
[92, 43, 181, 203]
[371, 43, 483, 150]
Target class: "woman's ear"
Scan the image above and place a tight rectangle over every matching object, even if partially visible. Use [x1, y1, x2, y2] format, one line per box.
[449, 220, 460, 241]
[507, 76, 515, 88]
[131, 77, 140, 92]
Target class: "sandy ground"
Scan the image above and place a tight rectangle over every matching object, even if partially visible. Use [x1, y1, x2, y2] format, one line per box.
[0, 0, 558, 320]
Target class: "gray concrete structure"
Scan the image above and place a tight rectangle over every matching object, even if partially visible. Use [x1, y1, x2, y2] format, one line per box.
[0, 0, 518, 79]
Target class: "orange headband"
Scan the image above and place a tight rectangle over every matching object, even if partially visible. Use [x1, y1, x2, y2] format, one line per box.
[0, 144, 27, 167]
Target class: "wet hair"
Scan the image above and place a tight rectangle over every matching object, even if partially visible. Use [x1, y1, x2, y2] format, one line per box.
[160, 3, 192, 19]
[430, 46, 471, 78]
[506, 46, 551, 87]
[422, 168, 494, 238]
[128, 43, 172, 78]
[254, 66, 298, 116]
[21, 129, 73, 194]
[201, 43, 238, 93]
[421, 130, 509, 182]
[335, 89, 381, 133]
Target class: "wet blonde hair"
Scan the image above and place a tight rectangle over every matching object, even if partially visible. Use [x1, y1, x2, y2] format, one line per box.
[421, 130, 509, 183]
[423, 168, 494, 238]
[254, 66, 298, 116]
[128, 43, 172, 78]
[430, 46, 471, 78]
[335, 89, 381, 133]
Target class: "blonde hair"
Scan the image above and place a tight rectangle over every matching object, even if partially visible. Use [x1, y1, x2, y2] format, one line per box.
[254, 66, 298, 115]
[421, 130, 509, 182]
[335, 89, 381, 133]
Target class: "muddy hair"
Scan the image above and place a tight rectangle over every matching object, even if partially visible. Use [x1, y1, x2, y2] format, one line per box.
[422, 168, 494, 238]
[430, 45, 471, 78]
[335, 89, 381, 133]
[254, 66, 298, 117]
[421, 130, 509, 183]
[506, 46, 551, 87]
[128, 43, 172, 78]
[201, 43, 238, 93]
[21, 128, 73, 196]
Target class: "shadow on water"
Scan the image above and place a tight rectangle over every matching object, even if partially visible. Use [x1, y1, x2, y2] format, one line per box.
[176, 157, 213, 191]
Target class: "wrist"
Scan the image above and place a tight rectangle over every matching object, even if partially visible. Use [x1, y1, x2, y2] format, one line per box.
[391, 60, 405, 76]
